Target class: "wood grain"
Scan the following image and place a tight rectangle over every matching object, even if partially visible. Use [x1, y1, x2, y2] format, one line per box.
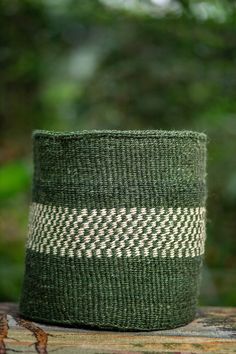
[0, 303, 235, 353]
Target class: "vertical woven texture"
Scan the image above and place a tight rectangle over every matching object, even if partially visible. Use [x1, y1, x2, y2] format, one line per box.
[20, 130, 207, 330]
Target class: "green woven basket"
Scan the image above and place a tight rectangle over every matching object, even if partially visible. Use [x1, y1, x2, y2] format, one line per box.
[20, 129, 207, 330]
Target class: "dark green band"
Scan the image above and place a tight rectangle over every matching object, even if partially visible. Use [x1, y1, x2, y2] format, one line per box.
[32, 130, 207, 209]
[20, 250, 203, 330]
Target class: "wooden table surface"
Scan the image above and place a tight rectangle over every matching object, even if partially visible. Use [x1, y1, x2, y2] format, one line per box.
[0, 303, 235, 354]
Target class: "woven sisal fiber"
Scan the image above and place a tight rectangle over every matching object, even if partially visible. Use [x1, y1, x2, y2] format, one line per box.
[20, 130, 207, 330]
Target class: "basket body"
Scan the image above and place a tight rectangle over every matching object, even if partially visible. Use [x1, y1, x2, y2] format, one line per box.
[20, 130, 207, 330]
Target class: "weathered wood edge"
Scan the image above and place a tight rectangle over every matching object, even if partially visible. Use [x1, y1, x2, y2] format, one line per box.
[0, 303, 236, 354]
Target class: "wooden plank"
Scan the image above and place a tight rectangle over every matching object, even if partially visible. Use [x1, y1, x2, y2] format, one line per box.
[0, 303, 235, 353]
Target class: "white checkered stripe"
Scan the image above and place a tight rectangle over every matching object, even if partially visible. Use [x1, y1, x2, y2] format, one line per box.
[27, 203, 206, 258]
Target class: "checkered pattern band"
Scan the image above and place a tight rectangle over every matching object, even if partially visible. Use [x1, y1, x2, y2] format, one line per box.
[27, 202, 206, 258]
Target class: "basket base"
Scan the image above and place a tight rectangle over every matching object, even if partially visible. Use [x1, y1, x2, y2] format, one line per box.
[20, 251, 202, 330]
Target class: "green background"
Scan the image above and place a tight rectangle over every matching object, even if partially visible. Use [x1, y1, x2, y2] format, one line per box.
[0, 0, 236, 306]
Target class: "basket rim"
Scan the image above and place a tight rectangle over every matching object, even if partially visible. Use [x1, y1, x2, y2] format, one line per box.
[33, 129, 207, 141]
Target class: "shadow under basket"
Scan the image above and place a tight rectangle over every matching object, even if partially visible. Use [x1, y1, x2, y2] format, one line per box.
[20, 129, 207, 331]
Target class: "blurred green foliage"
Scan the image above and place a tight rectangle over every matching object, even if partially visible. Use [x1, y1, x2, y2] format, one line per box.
[0, 161, 31, 200]
[0, 0, 236, 305]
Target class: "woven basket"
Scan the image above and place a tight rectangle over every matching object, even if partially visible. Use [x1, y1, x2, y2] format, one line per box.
[20, 129, 207, 330]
